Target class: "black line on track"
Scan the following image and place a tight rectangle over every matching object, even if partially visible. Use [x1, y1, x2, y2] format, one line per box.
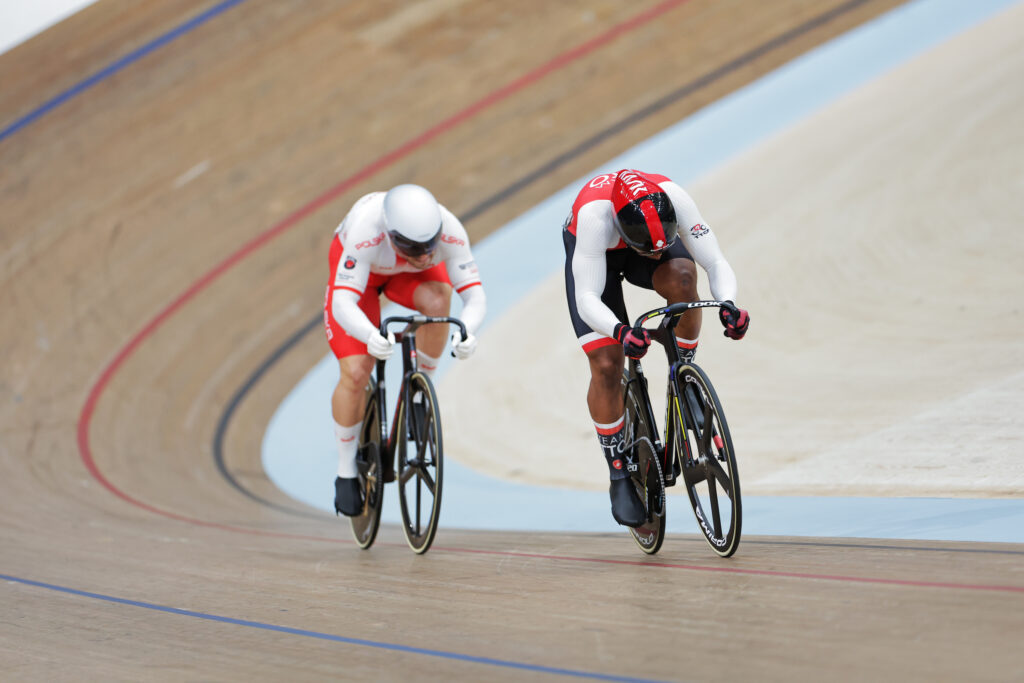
[211, 314, 326, 520]
[459, 0, 875, 223]
[207, 0, 1024, 557]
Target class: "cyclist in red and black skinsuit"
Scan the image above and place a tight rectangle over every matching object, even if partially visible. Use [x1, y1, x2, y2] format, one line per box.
[563, 169, 750, 527]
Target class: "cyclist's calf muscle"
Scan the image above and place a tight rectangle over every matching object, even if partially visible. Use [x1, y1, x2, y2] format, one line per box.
[587, 345, 626, 424]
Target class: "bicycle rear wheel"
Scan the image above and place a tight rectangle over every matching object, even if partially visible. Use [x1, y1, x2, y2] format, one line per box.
[350, 384, 384, 549]
[396, 372, 444, 554]
[672, 364, 741, 557]
[623, 370, 666, 555]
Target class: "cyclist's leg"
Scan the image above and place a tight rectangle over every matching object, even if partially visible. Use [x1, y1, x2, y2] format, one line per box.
[409, 280, 452, 365]
[564, 230, 644, 525]
[383, 266, 452, 375]
[332, 355, 375, 427]
[623, 239, 700, 360]
[586, 344, 626, 424]
[652, 257, 700, 341]
[588, 344, 644, 526]
[325, 279, 382, 428]
[325, 275, 383, 513]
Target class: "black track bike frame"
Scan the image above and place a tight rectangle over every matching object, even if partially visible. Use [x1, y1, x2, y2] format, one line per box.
[372, 315, 468, 461]
[627, 300, 739, 485]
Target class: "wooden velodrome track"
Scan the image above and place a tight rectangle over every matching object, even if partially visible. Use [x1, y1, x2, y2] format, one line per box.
[2, 1, 1022, 681]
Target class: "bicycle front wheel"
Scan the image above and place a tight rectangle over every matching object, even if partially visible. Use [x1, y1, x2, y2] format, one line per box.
[395, 372, 444, 554]
[350, 383, 385, 549]
[672, 364, 741, 557]
[623, 370, 666, 555]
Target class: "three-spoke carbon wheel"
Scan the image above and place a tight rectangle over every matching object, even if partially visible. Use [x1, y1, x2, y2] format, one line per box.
[623, 371, 666, 555]
[396, 372, 444, 554]
[349, 385, 384, 549]
[672, 364, 741, 557]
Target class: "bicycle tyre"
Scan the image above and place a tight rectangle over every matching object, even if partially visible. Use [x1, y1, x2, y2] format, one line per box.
[672, 363, 741, 557]
[623, 370, 666, 555]
[395, 371, 444, 554]
[350, 385, 384, 549]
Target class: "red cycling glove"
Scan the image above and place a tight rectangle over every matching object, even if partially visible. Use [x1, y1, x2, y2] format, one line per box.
[719, 303, 750, 340]
[613, 323, 652, 359]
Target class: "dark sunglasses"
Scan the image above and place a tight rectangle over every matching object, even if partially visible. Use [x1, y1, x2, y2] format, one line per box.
[388, 227, 441, 257]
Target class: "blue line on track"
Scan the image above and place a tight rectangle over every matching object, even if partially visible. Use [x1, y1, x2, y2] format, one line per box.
[0, 0, 249, 143]
[1, 573, 670, 682]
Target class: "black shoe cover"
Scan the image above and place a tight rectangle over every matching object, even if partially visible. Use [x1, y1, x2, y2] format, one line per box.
[609, 477, 646, 528]
[334, 476, 363, 517]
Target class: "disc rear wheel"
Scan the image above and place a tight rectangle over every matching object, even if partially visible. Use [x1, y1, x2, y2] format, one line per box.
[396, 372, 444, 554]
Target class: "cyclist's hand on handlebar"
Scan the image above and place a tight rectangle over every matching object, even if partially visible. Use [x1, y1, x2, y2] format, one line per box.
[450, 332, 477, 360]
[366, 331, 396, 360]
[719, 303, 750, 340]
[613, 323, 651, 359]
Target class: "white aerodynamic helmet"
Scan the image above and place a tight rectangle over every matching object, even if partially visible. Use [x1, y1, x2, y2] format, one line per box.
[383, 184, 443, 257]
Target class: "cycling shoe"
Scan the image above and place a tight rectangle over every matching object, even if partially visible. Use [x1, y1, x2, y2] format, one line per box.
[609, 477, 646, 528]
[334, 476, 363, 517]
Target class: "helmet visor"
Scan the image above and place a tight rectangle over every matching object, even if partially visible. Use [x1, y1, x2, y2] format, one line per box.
[388, 226, 442, 258]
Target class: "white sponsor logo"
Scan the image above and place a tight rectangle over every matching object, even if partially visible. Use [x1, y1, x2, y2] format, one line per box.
[589, 174, 614, 189]
[684, 375, 709, 403]
[323, 309, 333, 340]
[618, 170, 650, 198]
[695, 507, 729, 547]
[355, 234, 385, 249]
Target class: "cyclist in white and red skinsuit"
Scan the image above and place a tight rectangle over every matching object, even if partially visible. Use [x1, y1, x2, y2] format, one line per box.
[563, 169, 749, 528]
[324, 184, 486, 516]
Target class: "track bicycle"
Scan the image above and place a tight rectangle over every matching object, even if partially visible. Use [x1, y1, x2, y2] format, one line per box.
[621, 300, 742, 557]
[349, 314, 468, 554]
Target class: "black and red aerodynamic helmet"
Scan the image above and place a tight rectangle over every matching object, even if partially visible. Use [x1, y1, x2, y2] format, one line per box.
[611, 170, 678, 254]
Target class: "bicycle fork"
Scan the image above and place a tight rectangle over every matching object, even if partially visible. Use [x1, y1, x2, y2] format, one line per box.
[667, 361, 715, 482]
[672, 367, 727, 470]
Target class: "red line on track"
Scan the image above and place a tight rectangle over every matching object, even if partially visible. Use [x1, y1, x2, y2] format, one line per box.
[72, 2, 1023, 596]
[428, 546, 1024, 593]
[76, 0, 689, 524]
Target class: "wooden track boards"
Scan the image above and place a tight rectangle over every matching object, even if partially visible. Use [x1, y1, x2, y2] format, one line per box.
[5, 1, 1022, 680]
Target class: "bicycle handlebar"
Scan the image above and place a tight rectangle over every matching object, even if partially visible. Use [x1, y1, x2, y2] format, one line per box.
[631, 300, 738, 330]
[380, 315, 468, 341]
